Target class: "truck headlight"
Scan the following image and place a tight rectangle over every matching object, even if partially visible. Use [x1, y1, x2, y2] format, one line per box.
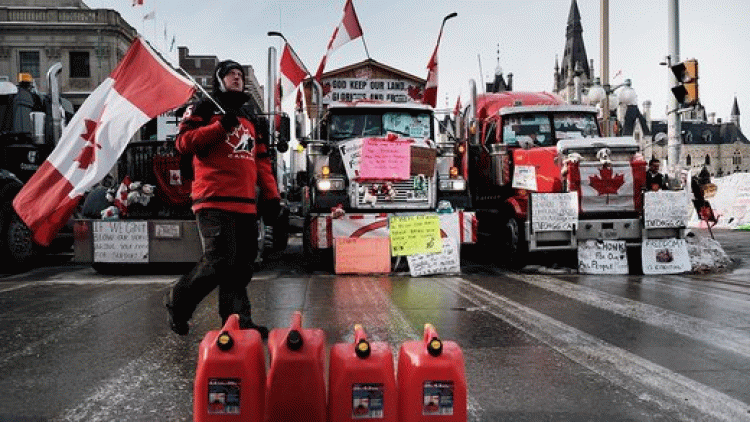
[439, 177, 466, 191]
[316, 177, 345, 192]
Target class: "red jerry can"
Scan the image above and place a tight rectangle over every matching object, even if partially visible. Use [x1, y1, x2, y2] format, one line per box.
[397, 324, 467, 421]
[328, 324, 397, 422]
[265, 311, 327, 422]
[194, 314, 266, 422]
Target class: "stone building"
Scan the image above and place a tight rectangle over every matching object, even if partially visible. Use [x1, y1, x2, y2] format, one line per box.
[553, 0, 594, 104]
[0, 0, 137, 108]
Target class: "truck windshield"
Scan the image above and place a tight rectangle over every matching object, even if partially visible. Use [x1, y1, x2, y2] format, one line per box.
[502, 112, 599, 147]
[329, 110, 432, 141]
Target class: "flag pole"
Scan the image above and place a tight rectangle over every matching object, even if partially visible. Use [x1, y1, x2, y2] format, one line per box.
[348, 0, 370, 59]
[177, 68, 226, 114]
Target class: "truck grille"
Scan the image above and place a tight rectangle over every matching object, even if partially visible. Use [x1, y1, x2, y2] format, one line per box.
[353, 176, 433, 209]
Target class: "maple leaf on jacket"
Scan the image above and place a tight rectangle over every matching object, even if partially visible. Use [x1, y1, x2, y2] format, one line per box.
[75, 119, 102, 170]
[589, 166, 625, 195]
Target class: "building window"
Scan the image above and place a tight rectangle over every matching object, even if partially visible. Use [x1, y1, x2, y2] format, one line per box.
[19, 51, 40, 78]
[705, 155, 711, 165]
[686, 154, 692, 166]
[70, 51, 91, 78]
[702, 130, 712, 143]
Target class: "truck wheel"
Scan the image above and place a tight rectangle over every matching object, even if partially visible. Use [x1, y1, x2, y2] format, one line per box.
[501, 216, 527, 269]
[3, 210, 36, 269]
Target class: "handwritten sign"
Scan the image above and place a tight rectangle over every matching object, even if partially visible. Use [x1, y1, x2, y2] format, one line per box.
[359, 137, 411, 180]
[410, 146, 436, 176]
[641, 238, 690, 274]
[512, 165, 537, 191]
[389, 214, 442, 256]
[644, 191, 690, 228]
[407, 237, 460, 276]
[93, 221, 149, 263]
[334, 237, 391, 274]
[339, 138, 364, 180]
[577, 240, 629, 274]
[531, 192, 578, 232]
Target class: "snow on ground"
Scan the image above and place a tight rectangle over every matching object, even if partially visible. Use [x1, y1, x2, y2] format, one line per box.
[689, 172, 750, 230]
[684, 231, 734, 273]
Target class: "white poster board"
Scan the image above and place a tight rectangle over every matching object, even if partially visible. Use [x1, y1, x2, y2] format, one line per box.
[512, 165, 537, 191]
[407, 237, 460, 276]
[641, 238, 691, 274]
[644, 191, 690, 228]
[93, 221, 149, 263]
[531, 192, 578, 232]
[338, 138, 364, 180]
[577, 240, 629, 274]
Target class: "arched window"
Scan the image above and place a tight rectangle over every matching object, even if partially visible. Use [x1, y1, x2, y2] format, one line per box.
[686, 154, 692, 166]
[702, 130, 712, 143]
[705, 155, 711, 165]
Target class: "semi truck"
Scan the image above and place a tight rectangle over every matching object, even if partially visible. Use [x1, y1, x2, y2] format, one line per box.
[0, 64, 73, 270]
[458, 80, 681, 268]
[289, 99, 477, 270]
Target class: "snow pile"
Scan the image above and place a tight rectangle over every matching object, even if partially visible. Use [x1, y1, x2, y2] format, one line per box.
[685, 232, 734, 273]
[689, 172, 750, 230]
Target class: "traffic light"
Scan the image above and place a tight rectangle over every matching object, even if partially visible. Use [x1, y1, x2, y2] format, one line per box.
[671, 59, 699, 106]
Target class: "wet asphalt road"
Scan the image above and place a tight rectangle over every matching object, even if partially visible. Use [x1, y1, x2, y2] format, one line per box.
[1, 228, 749, 421]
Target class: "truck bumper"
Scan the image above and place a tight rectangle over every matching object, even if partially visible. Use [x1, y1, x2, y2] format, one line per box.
[74, 219, 202, 264]
[306, 211, 477, 250]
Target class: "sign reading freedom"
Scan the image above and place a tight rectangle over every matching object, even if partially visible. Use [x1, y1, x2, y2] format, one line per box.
[389, 214, 442, 256]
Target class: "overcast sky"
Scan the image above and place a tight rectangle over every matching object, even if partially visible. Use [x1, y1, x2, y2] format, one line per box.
[91, 0, 749, 124]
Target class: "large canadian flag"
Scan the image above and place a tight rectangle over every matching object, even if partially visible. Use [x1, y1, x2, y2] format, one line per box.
[13, 37, 195, 246]
[315, 0, 363, 81]
[279, 43, 307, 100]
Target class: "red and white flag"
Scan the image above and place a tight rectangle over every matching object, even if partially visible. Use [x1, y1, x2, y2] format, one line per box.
[423, 42, 441, 108]
[132, 0, 143, 6]
[453, 96, 462, 117]
[13, 37, 195, 246]
[279, 43, 307, 101]
[315, 0, 363, 81]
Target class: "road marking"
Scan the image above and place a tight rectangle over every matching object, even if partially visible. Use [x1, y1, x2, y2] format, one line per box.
[507, 272, 750, 360]
[439, 277, 750, 422]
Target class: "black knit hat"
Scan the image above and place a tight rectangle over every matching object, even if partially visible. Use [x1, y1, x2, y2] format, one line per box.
[213, 60, 245, 93]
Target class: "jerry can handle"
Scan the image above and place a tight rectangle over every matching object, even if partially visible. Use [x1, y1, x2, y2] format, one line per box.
[423, 323, 443, 357]
[353, 324, 371, 359]
[223, 314, 241, 331]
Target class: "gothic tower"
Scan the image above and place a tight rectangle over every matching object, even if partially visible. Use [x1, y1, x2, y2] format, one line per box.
[554, 0, 593, 102]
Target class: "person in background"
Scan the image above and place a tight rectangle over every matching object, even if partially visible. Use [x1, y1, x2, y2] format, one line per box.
[165, 60, 280, 338]
[646, 158, 669, 191]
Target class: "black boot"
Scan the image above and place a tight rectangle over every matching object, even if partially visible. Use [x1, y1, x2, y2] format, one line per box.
[238, 314, 269, 340]
[164, 294, 189, 336]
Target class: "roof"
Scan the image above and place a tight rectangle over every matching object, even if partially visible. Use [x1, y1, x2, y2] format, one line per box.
[312, 58, 425, 84]
[651, 120, 749, 145]
[620, 104, 651, 137]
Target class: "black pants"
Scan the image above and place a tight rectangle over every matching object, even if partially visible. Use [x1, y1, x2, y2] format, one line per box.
[170, 209, 258, 324]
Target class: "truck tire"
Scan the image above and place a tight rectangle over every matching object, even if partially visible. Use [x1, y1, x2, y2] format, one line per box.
[500, 216, 527, 269]
[0, 181, 36, 271]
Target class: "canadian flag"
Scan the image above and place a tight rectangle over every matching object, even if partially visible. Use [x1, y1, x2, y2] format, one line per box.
[12, 37, 195, 246]
[453, 96, 462, 117]
[423, 40, 440, 108]
[315, 0, 363, 81]
[279, 43, 307, 101]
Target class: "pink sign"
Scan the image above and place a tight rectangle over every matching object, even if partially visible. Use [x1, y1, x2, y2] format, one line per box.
[359, 137, 411, 180]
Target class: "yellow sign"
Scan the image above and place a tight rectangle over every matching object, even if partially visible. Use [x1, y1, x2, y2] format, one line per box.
[389, 214, 442, 256]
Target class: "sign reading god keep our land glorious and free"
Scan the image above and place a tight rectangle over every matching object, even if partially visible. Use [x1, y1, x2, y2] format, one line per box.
[531, 192, 579, 232]
[641, 238, 691, 274]
[577, 240, 629, 274]
[389, 214, 442, 256]
[644, 190, 690, 228]
[407, 237, 460, 277]
[322, 78, 416, 105]
[93, 221, 148, 263]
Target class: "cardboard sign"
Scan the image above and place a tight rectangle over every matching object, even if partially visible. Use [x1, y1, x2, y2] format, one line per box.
[389, 214, 442, 256]
[359, 137, 410, 180]
[577, 240, 629, 274]
[334, 237, 391, 274]
[641, 238, 691, 274]
[512, 165, 537, 191]
[93, 221, 149, 263]
[339, 138, 364, 180]
[410, 146, 436, 176]
[407, 237, 460, 276]
[531, 192, 578, 232]
[644, 191, 690, 228]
